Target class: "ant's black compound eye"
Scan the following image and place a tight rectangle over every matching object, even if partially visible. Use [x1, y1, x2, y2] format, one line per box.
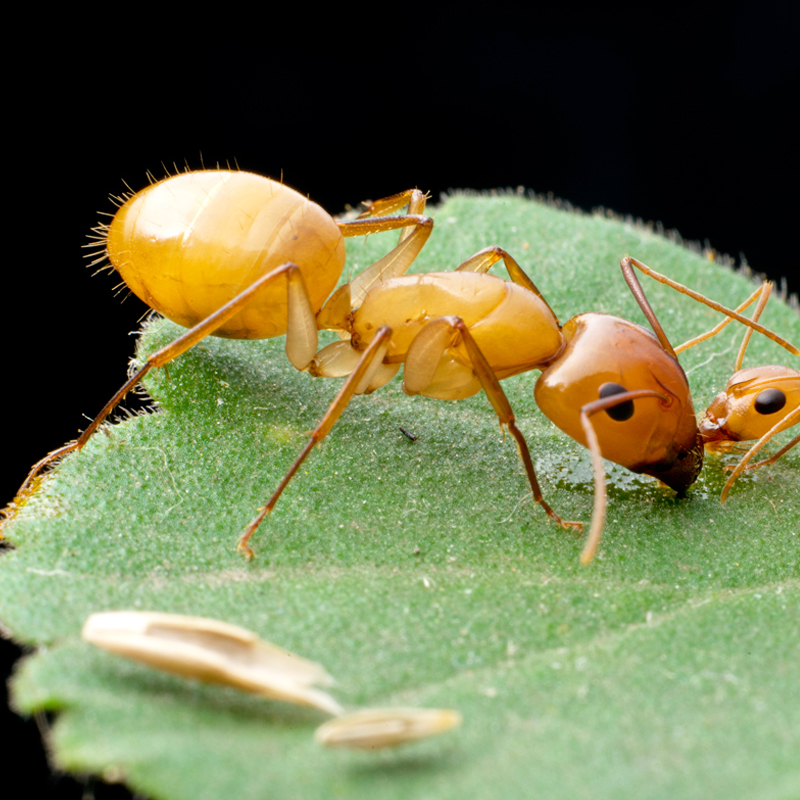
[754, 388, 786, 415]
[599, 382, 634, 421]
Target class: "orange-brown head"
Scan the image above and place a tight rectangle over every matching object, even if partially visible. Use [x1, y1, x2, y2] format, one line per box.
[535, 313, 704, 493]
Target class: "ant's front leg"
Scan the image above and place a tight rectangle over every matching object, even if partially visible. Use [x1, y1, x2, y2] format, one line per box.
[403, 315, 583, 535]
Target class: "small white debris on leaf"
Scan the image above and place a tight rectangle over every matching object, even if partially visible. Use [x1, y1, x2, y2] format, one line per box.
[315, 707, 462, 749]
[82, 611, 342, 715]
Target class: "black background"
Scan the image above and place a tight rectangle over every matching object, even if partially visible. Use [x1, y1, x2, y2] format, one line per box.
[3, 5, 798, 797]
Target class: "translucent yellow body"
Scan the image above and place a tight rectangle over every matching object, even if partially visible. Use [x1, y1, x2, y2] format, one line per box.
[535, 313, 701, 488]
[701, 365, 800, 446]
[351, 272, 564, 399]
[106, 171, 346, 339]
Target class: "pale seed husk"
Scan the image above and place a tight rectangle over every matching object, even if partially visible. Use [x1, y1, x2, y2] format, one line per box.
[315, 707, 462, 749]
[82, 611, 342, 715]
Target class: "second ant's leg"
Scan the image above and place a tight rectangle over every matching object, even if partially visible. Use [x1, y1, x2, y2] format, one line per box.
[404, 316, 582, 533]
[721, 407, 800, 501]
[17, 264, 317, 496]
[237, 327, 394, 560]
[739, 433, 800, 471]
[674, 283, 770, 357]
[622, 256, 799, 356]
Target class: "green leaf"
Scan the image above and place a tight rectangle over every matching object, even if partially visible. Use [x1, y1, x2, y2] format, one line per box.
[2, 192, 798, 800]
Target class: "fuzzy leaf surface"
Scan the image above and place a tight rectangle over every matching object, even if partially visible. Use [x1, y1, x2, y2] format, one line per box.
[2, 193, 798, 800]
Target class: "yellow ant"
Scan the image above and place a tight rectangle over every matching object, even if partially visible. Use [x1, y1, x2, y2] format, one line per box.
[681, 281, 799, 500]
[17, 169, 799, 565]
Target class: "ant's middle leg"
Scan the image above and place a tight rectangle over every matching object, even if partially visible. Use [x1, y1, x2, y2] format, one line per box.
[237, 327, 394, 560]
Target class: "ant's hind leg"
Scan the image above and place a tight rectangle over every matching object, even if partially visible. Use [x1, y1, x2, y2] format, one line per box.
[17, 264, 318, 497]
[355, 188, 428, 243]
[333, 190, 433, 306]
[317, 210, 433, 331]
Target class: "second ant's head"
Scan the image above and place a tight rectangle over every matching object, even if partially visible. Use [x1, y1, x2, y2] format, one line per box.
[700, 366, 799, 450]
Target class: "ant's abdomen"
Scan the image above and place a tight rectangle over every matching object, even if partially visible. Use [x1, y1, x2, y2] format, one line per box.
[106, 170, 346, 339]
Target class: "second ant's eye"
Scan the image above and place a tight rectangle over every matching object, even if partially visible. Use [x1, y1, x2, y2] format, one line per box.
[754, 388, 786, 415]
[599, 382, 634, 421]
